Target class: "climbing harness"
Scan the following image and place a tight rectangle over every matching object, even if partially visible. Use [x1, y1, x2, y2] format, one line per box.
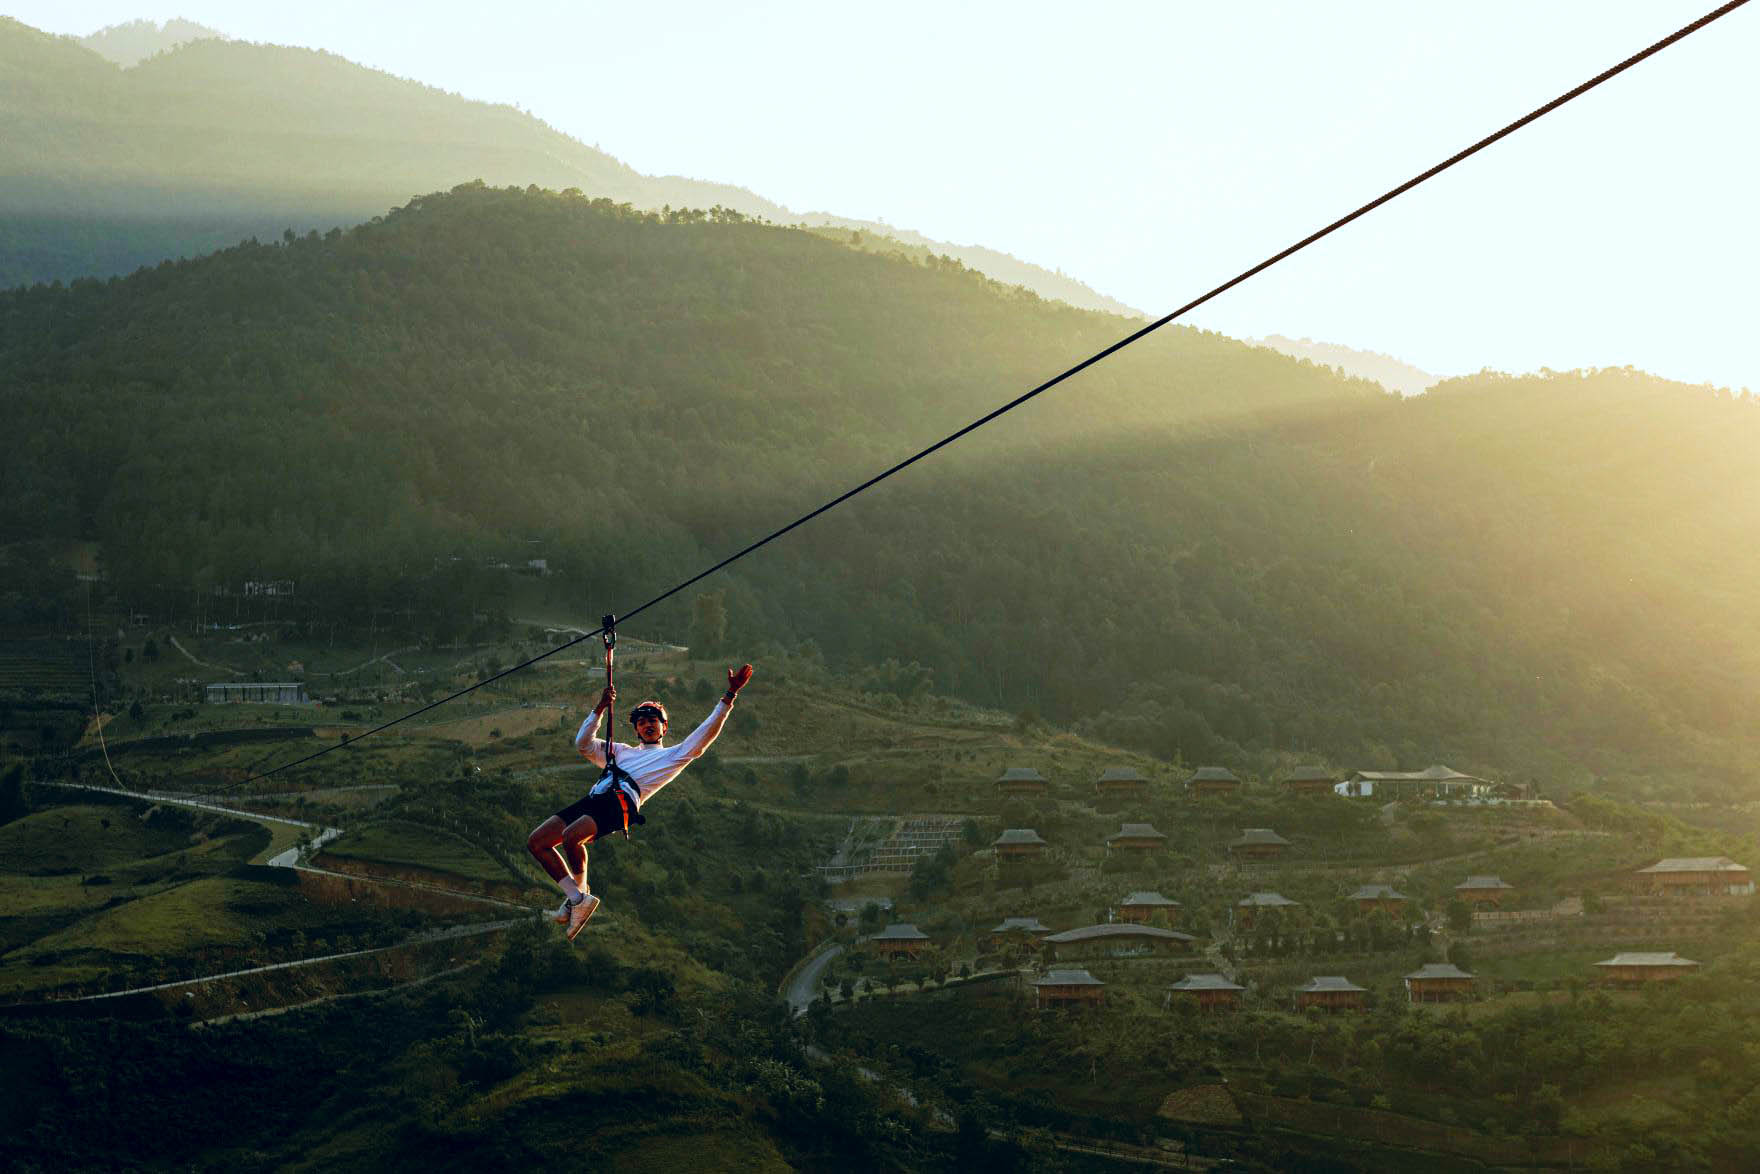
[588, 614, 644, 839]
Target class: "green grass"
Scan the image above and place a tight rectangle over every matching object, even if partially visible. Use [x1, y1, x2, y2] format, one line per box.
[0, 872, 134, 918]
[323, 819, 514, 884]
[11, 875, 315, 958]
[0, 804, 199, 873]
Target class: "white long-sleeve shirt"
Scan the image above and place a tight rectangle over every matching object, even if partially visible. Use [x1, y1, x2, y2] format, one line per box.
[572, 698, 731, 807]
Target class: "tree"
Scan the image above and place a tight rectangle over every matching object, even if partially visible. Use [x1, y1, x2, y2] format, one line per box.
[690, 591, 728, 656]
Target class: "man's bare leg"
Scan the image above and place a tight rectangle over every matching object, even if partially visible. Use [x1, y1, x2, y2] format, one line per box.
[530, 814, 601, 940]
[559, 814, 597, 889]
[526, 815, 569, 883]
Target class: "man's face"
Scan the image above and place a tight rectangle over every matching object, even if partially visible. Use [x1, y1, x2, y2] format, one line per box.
[632, 712, 665, 744]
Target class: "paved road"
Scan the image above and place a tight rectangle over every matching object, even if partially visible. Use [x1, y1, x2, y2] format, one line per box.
[785, 944, 842, 1015]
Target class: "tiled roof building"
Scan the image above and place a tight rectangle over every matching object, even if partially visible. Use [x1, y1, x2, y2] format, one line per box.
[1167, 973, 1245, 1012]
[1031, 968, 1104, 1009]
[1295, 975, 1367, 1011]
[995, 766, 1050, 796]
[1186, 766, 1242, 796]
[1635, 857, 1754, 896]
[1096, 766, 1150, 799]
[1405, 962, 1474, 1004]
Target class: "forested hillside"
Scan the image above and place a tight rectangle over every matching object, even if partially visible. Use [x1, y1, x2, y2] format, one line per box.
[0, 17, 1134, 316]
[3, 183, 1755, 795]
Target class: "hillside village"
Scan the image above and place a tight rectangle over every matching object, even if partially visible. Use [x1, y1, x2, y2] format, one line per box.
[7, 618, 1760, 1167]
[820, 761, 1754, 1024]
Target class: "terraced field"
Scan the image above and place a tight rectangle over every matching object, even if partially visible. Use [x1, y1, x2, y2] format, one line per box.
[0, 639, 88, 694]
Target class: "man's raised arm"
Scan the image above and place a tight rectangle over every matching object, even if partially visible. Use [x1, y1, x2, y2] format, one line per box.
[673, 664, 754, 761]
[574, 685, 615, 766]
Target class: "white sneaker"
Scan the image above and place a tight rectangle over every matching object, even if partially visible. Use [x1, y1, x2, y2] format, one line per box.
[565, 894, 601, 941]
[550, 898, 571, 925]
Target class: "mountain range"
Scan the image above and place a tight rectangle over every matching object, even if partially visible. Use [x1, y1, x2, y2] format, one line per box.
[3, 183, 1754, 797]
[0, 16, 1136, 317]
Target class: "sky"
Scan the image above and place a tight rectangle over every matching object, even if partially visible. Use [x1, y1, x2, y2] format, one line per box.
[10, 1, 1757, 392]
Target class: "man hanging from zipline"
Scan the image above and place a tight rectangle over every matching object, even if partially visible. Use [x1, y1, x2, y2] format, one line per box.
[526, 622, 753, 940]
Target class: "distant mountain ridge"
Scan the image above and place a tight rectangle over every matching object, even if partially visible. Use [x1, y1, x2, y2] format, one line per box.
[1250, 334, 1436, 396]
[78, 17, 227, 67]
[0, 16, 1132, 315]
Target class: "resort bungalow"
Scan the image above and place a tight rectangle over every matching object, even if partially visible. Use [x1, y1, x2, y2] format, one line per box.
[1166, 973, 1245, 1012]
[1228, 828, 1291, 860]
[1282, 766, 1338, 796]
[1295, 976, 1367, 1012]
[1454, 875, 1515, 907]
[993, 828, 1049, 860]
[1594, 952, 1701, 987]
[1118, 891, 1181, 925]
[1095, 766, 1151, 800]
[985, 915, 1048, 943]
[868, 923, 930, 962]
[1634, 857, 1755, 897]
[995, 766, 1050, 797]
[985, 916, 1051, 951]
[1031, 969, 1105, 1009]
[1042, 923, 1197, 960]
[1234, 891, 1300, 929]
[1405, 962, 1475, 1004]
[1106, 822, 1168, 855]
[1341, 765, 1488, 801]
[1348, 884, 1409, 916]
[1186, 766, 1242, 797]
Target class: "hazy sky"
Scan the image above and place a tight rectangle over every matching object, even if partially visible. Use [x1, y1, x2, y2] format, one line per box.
[11, 1, 1758, 391]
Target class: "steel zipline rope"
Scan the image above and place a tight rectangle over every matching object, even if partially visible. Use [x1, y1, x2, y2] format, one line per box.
[215, 0, 1748, 791]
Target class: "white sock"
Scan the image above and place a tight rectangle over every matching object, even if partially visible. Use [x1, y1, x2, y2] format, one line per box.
[560, 877, 583, 902]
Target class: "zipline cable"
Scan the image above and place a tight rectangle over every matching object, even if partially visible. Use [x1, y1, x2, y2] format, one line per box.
[216, 0, 1749, 791]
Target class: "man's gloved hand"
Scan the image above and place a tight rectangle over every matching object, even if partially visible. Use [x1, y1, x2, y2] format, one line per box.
[726, 664, 754, 697]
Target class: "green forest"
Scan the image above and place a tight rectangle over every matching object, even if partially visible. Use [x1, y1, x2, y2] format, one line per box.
[3, 182, 1755, 798]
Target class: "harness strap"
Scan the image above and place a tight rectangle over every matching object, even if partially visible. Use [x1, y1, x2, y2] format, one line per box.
[601, 614, 617, 775]
[598, 614, 646, 840]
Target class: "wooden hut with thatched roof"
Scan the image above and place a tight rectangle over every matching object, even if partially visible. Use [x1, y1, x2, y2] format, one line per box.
[1031, 968, 1105, 1009]
[1454, 875, 1514, 907]
[1594, 952, 1701, 988]
[993, 828, 1049, 859]
[1634, 857, 1754, 896]
[868, 923, 930, 961]
[1186, 766, 1242, 797]
[1405, 962, 1475, 1004]
[1167, 973, 1244, 1012]
[985, 916, 1051, 945]
[1228, 827, 1291, 860]
[1106, 822, 1168, 855]
[995, 766, 1050, 797]
[1118, 891, 1181, 925]
[1348, 884, 1408, 915]
[1095, 766, 1151, 800]
[1295, 975, 1367, 1012]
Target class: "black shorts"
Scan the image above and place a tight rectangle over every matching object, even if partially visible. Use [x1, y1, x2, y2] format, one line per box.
[555, 789, 625, 839]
